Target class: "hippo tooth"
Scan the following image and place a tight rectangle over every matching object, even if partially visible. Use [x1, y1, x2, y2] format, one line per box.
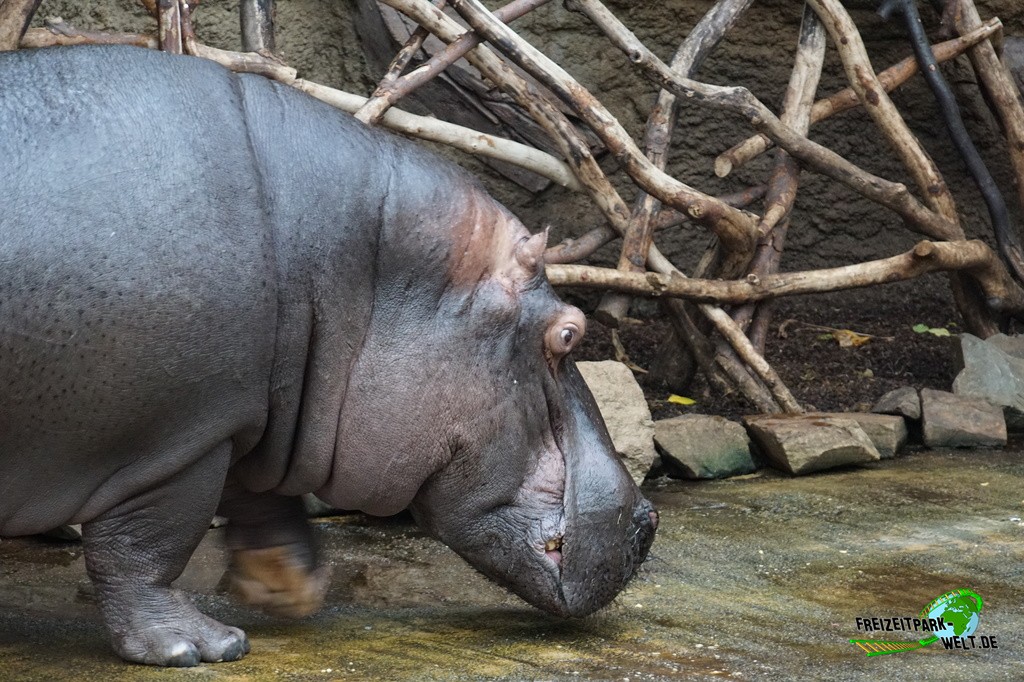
[544, 537, 562, 551]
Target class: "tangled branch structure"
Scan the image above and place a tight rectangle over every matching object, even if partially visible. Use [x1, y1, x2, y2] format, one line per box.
[5, 0, 1024, 412]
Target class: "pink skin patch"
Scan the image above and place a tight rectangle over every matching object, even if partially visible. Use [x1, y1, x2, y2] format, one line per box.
[545, 548, 563, 565]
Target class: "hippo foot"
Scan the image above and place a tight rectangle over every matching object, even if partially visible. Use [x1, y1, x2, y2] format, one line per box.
[106, 588, 250, 667]
[228, 544, 331, 618]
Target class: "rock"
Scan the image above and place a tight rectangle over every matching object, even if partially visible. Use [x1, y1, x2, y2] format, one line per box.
[871, 387, 921, 421]
[654, 415, 756, 479]
[920, 389, 1006, 448]
[806, 412, 908, 459]
[984, 332, 1024, 361]
[744, 415, 881, 475]
[577, 361, 657, 484]
[952, 334, 1024, 430]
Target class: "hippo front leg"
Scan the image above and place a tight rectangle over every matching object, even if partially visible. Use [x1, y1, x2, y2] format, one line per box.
[83, 442, 249, 666]
[218, 473, 331, 618]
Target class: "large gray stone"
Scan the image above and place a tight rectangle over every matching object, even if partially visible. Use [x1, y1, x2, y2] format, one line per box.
[953, 334, 1024, 430]
[744, 415, 880, 475]
[805, 413, 908, 459]
[921, 389, 1006, 448]
[654, 415, 756, 479]
[577, 361, 657, 484]
[984, 332, 1024, 361]
[871, 387, 921, 422]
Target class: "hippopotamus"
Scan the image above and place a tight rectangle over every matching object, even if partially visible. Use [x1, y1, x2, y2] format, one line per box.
[0, 45, 657, 666]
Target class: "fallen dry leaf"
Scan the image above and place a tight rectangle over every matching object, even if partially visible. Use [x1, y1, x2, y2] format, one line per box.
[832, 329, 871, 348]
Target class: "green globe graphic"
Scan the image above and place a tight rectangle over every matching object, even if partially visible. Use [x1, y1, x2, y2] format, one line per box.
[925, 591, 982, 639]
[851, 589, 984, 656]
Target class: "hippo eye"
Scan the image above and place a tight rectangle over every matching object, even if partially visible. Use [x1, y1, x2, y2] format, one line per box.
[545, 310, 585, 369]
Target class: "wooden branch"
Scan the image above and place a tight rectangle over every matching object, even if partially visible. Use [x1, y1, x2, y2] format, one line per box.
[951, 0, 1024, 244]
[566, 0, 963, 243]
[808, 0, 958, 221]
[715, 18, 1002, 177]
[23, 22, 581, 191]
[808, 0, 996, 336]
[21, 21, 157, 49]
[355, 0, 447, 125]
[381, 0, 637, 230]
[882, 0, 1023, 284]
[158, 0, 182, 54]
[0, 0, 41, 51]
[446, 0, 760, 265]
[547, 240, 1024, 312]
[356, 0, 551, 126]
[572, 0, 999, 337]
[595, 0, 755, 326]
[656, 298, 781, 412]
[700, 303, 802, 413]
[380, 0, 700, 347]
[240, 0, 275, 53]
[544, 185, 766, 264]
[737, 5, 826, 351]
[178, 39, 584, 191]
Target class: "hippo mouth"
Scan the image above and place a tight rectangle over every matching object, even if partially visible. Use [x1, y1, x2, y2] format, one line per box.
[520, 434, 569, 577]
[543, 536, 563, 565]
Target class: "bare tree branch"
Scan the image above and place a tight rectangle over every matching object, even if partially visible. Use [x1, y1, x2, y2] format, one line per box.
[22, 20, 157, 49]
[157, 0, 183, 54]
[180, 39, 585, 191]
[564, 0, 964, 242]
[0, 0, 40, 51]
[445, 0, 761, 265]
[736, 5, 826, 352]
[950, 0, 1024, 239]
[240, 0, 275, 53]
[715, 18, 1002, 177]
[595, 0, 755, 327]
[356, 0, 551, 125]
[548, 240, 1024, 311]
[808, 0, 958, 220]
[881, 0, 1023, 284]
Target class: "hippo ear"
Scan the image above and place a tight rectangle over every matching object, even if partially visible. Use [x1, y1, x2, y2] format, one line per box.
[514, 229, 548, 278]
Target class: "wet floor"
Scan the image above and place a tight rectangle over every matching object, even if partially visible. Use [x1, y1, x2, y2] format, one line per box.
[1, 446, 1022, 680]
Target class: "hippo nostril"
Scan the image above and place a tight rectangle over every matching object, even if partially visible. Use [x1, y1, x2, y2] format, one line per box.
[633, 501, 658, 530]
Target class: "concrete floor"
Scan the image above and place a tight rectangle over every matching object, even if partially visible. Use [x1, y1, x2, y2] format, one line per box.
[1, 446, 1022, 680]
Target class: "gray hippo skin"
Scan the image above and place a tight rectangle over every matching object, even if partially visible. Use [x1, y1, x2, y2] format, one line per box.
[0, 46, 657, 666]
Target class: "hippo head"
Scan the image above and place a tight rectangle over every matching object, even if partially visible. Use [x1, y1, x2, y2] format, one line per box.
[318, 184, 656, 617]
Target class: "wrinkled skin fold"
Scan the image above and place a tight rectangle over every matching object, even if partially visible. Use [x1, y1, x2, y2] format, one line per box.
[0, 45, 656, 666]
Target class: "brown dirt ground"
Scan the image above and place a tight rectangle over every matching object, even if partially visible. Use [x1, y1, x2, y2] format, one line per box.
[571, 275, 967, 421]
